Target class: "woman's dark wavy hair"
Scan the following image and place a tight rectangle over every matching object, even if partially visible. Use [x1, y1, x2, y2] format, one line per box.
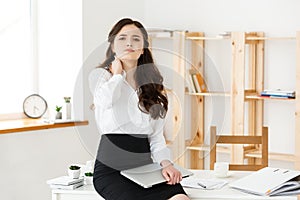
[97, 18, 168, 119]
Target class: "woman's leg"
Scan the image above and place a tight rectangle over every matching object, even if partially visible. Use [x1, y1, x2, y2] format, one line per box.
[168, 194, 190, 200]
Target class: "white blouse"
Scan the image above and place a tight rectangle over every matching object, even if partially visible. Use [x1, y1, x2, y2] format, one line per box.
[89, 68, 171, 164]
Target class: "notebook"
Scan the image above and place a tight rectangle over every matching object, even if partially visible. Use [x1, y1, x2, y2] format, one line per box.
[46, 176, 84, 186]
[49, 181, 84, 190]
[120, 163, 193, 188]
[229, 167, 300, 196]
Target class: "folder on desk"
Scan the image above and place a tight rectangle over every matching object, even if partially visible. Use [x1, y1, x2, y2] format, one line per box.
[229, 167, 300, 196]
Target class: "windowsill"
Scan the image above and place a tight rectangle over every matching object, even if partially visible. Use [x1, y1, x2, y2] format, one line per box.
[0, 118, 88, 134]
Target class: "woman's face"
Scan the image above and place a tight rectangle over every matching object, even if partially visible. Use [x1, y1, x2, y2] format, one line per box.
[112, 24, 144, 61]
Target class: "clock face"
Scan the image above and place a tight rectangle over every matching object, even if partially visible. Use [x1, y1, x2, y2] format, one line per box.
[23, 94, 48, 118]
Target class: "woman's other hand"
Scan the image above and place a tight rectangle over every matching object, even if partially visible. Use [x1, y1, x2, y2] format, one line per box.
[161, 160, 182, 185]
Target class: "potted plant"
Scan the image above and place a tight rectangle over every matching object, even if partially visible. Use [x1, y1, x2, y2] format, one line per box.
[55, 105, 62, 119]
[84, 172, 93, 185]
[68, 165, 81, 179]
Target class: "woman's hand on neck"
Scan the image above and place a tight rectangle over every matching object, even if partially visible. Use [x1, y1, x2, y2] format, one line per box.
[111, 56, 138, 90]
[111, 57, 123, 75]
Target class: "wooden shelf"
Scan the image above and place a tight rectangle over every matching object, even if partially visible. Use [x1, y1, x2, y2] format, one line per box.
[244, 90, 295, 101]
[245, 94, 296, 101]
[0, 118, 89, 134]
[246, 36, 296, 40]
[245, 150, 296, 162]
[186, 92, 231, 97]
[186, 145, 230, 154]
[187, 36, 296, 41]
[186, 36, 230, 40]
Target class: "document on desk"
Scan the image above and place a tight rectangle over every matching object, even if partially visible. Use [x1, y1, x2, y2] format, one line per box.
[229, 167, 300, 196]
[181, 177, 228, 190]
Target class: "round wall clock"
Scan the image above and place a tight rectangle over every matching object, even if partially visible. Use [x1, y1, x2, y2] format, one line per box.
[23, 94, 48, 119]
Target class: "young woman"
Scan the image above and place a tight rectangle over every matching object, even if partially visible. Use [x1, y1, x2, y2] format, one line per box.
[89, 18, 190, 200]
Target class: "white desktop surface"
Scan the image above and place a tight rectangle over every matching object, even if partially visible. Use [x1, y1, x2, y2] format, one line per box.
[51, 170, 298, 200]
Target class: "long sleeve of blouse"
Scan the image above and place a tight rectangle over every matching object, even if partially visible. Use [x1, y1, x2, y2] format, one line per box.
[88, 68, 171, 164]
[89, 68, 123, 109]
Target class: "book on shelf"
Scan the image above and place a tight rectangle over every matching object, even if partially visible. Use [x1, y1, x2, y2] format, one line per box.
[229, 167, 300, 196]
[187, 74, 196, 93]
[260, 89, 295, 98]
[47, 176, 84, 186]
[189, 69, 207, 93]
[192, 74, 201, 93]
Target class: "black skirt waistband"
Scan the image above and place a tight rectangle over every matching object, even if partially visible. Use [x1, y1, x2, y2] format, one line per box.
[95, 134, 153, 171]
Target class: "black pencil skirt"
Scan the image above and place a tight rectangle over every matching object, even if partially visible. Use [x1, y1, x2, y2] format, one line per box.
[93, 134, 187, 200]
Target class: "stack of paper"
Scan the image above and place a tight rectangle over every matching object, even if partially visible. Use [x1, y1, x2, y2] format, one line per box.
[181, 177, 228, 190]
[47, 176, 84, 190]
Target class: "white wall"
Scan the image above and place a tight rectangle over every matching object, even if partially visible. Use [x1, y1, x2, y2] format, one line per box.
[144, 0, 300, 34]
[0, 128, 93, 200]
[83, 0, 145, 60]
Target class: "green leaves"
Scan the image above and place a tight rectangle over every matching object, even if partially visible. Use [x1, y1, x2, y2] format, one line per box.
[84, 172, 93, 176]
[55, 105, 62, 112]
[69, 165, 80, 170]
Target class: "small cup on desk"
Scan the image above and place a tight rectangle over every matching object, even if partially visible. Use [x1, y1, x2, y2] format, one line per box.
[214, 162, 229, 178]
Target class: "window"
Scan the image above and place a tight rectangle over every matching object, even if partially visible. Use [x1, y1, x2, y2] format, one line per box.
[38, 0, 82, 119]
[0, 0, 34, 114]
[0, 0, 82, 119]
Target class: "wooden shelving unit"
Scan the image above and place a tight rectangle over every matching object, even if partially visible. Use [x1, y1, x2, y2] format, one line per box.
[150, 30, 300, 170]
[185, 31, 300, 169]
[243, 32, 300, 169]
[184, 32, 238, 168]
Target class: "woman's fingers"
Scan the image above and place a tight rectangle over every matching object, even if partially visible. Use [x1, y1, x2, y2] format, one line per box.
[111, 57, 123, 75]
[162, 166, 182, 185]
[162, 170, 170, 182]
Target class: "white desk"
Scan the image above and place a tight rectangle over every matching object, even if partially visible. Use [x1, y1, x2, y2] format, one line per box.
[51, 170, 298, 200]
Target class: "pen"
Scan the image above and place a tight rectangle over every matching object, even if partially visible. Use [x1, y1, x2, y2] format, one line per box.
[197, 182, 207, 188]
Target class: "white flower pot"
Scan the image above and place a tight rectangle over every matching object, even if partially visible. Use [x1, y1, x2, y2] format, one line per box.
[55, 112, 62, 119]
[68, 169, 81, 179]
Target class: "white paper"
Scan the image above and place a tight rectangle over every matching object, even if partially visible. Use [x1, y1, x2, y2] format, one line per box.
[181, 177, 228, 190]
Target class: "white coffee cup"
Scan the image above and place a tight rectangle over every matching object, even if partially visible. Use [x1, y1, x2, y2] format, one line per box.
[214, 162, 229, 178]
[86, 160, 95, 171]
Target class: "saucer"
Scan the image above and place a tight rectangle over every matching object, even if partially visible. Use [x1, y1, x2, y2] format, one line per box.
[214, 171, 233, 178]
